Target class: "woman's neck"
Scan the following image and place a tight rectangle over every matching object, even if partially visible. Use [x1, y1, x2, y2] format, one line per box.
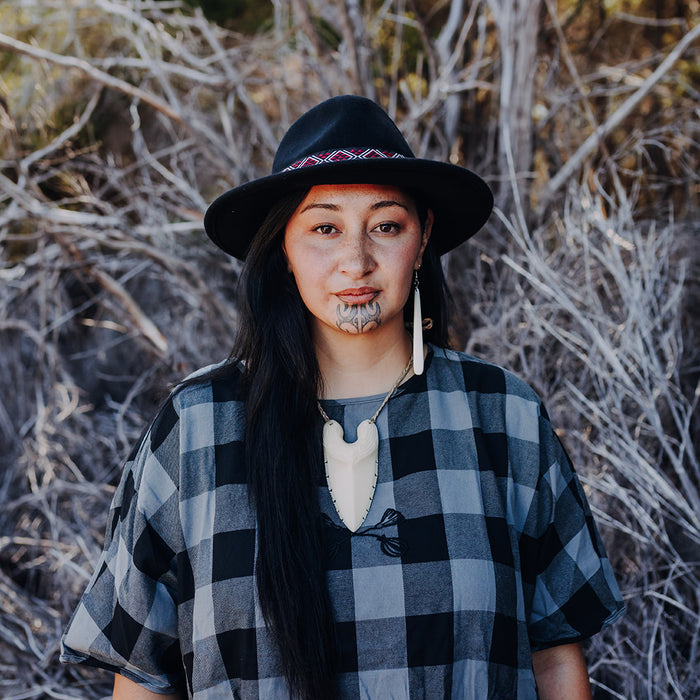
[314, 326, 412, 400]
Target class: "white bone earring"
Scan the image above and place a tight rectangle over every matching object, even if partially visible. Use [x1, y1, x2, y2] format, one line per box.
[412, 269, 424, 375]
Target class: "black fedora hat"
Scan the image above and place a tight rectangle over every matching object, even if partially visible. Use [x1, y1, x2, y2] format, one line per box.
[204, 95, 493, 260]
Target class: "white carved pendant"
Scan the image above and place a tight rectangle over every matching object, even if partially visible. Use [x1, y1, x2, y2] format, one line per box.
[322, 419, 379, 532]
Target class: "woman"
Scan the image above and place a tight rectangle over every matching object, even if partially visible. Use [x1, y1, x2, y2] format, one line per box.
[61, 95, 624, 699]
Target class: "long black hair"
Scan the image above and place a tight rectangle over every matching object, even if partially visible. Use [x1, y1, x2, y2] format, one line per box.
[231, 187, 450, 698]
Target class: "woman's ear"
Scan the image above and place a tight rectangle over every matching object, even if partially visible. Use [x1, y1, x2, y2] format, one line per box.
[416, 209, 434, 268]
[281, 241, 293, 273]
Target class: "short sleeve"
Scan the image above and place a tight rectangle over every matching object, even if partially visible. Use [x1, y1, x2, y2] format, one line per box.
[519, 404, 625, 651]
[60, 397, 185, 693]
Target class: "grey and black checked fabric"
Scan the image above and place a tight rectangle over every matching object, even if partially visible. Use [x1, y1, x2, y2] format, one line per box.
[60, 346, 624, 698]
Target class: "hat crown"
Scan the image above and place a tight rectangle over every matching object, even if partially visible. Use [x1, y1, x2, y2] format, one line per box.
[272, 95, 415, 174]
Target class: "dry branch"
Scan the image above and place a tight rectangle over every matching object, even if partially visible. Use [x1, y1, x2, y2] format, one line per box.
[0, 32, 185, 124]
[539, 22, 700, 208]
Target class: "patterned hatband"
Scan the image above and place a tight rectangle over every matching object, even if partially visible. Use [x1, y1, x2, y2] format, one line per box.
[283, 147, 407, 172]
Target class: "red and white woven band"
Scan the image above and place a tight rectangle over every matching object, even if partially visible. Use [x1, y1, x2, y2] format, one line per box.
[283, 147, 406, 172]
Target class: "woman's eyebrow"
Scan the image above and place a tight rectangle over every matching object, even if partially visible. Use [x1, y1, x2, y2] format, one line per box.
[371, 200, 409, 211]
[298, 202, 339, 214]
[298, 199, 408, 214]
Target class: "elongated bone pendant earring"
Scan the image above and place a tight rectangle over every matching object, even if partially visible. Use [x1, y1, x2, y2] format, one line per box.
[412, 269, 424, 375]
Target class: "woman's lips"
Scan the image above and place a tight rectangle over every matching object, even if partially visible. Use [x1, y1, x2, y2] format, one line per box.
[335, 287, 379, 304]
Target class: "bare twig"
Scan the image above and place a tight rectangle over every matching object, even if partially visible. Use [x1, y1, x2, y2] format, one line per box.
[0, 32, 184, 123]
[539, 22, 700, 208]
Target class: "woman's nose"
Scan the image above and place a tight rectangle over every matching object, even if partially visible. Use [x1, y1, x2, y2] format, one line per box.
[338, 231, 375, 277]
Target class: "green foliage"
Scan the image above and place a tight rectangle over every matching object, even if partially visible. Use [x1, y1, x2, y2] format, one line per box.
[182, 0, 273, 33]
[312, 15, 342, 51]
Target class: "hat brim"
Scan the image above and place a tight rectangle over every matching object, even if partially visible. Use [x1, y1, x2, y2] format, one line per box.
[204, 158, 493, 260]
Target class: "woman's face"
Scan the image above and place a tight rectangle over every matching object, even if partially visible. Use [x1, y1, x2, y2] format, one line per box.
[283, 184, 432, 344]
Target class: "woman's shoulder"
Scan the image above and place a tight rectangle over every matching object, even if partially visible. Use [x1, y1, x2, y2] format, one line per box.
[169, 358, 246, 410]
[128, 359, 246, 463]
[428, 344, 541, 405]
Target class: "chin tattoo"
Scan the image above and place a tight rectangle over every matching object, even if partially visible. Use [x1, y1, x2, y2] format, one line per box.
[336, 301, 382, 333]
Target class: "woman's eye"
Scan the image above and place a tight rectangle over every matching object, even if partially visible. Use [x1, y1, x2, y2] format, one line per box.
[314, 224, 337, 235]
[375, 222, 399, 234]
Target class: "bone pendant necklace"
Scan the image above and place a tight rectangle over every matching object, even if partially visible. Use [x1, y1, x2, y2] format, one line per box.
[319, 354, 412, 532]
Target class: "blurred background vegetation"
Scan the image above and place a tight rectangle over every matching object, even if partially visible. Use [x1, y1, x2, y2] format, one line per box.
[0, 0, 698, 697]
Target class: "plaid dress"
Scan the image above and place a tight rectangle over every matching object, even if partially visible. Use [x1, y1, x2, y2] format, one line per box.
[60, 346, 624, 698]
